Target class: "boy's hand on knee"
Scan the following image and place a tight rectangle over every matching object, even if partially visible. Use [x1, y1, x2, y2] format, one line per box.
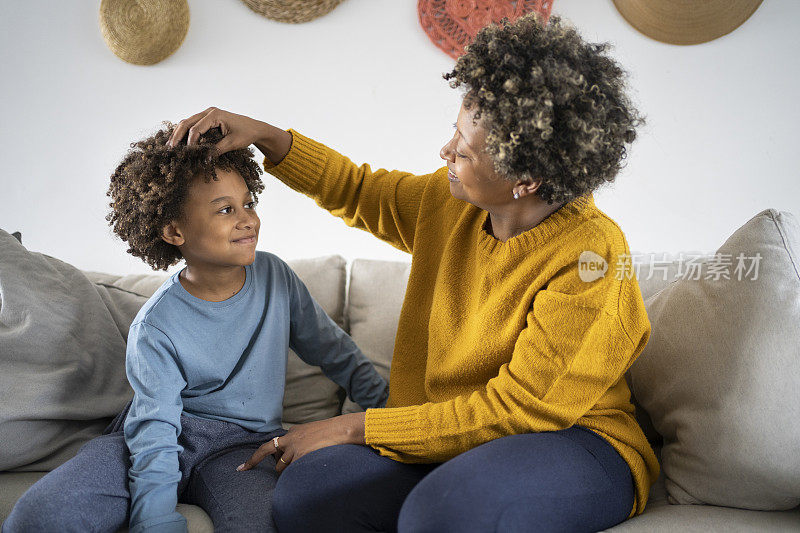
[237, 412, 366, 473]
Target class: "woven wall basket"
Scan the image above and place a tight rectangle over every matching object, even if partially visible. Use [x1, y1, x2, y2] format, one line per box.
[99, 0, 190, 65]
[419, 0, 554, 60]
[241, 0, 346, 24]
[613, 0, 763, 45]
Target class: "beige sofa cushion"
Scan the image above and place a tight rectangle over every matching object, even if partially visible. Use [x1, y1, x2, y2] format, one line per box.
[279, 255, 348, 426]
[87, 255, 349, 428]
[625, 255, 712, 448]
[342, 259, 411, 414]
[604, 497, 800, 532]
[630, 209, 800, 510]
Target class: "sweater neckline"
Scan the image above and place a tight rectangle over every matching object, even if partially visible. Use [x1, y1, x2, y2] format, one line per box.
[172, 262, 254, 308]
[477, 193, 596, 256]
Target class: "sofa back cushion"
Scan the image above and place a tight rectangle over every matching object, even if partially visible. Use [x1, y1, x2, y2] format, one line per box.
[0, 230, 139, 471]
[624, 254, 712, 447]
[341, 259, 411, 414]
[279, 255, 348, 426]
[630, 208, 800, 510]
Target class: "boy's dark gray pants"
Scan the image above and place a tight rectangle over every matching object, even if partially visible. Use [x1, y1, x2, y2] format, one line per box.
[2, 401, 287, 533]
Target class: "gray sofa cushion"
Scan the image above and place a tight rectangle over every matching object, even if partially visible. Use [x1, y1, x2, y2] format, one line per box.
[630, 209, 800, 510]
[0, 229, 138, 471]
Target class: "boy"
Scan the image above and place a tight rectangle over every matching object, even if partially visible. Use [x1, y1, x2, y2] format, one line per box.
[3, 125, 388, 533]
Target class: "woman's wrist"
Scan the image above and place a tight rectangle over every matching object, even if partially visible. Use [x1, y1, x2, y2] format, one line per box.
[341, 411, 367, 445]
[254, 122, 292, 165]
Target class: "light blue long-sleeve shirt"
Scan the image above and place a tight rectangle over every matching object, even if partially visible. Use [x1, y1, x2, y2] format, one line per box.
[123, 251, 388, 533]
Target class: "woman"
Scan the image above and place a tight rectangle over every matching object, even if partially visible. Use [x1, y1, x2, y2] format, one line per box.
[169, 13, 658, 532]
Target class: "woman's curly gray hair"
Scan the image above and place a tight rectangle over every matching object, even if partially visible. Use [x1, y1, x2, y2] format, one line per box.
[443, 13, 645, 205]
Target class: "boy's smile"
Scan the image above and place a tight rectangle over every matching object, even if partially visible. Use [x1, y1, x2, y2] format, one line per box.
[160, 167, 261, 300]
[176, 167, 261, 267]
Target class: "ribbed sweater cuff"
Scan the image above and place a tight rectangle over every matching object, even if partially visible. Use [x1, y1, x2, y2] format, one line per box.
[365, 406, 428, 457]
[262, 129, 327, 196]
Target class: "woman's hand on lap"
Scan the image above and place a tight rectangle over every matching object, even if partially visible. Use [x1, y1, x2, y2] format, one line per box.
[237, 412, 367, 473]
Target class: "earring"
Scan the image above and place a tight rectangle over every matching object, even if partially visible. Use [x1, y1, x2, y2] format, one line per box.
[513, 192, 520, 200]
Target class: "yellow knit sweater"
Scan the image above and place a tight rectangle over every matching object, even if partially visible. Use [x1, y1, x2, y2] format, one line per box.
[264, 129, 660, 518]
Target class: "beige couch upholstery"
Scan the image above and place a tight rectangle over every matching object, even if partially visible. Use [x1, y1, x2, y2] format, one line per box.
[2, 252, 799, 532]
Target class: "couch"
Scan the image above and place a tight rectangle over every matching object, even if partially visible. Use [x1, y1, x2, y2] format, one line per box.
[1, 207, 799, 532]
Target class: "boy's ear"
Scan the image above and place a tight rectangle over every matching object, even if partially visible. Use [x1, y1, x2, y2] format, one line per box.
[161, 221, 185, 247]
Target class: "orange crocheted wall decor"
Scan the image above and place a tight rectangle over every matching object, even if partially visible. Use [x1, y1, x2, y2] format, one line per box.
[418, 0, 554, 59]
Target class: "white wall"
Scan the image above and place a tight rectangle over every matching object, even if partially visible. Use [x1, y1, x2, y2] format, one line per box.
[1, 0, 798, 275]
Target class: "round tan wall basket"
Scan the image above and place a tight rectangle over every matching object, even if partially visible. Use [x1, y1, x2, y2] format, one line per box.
[99, 0, 190, 65]
[612, 0, 763, 45]
[240, 0, 346, 24]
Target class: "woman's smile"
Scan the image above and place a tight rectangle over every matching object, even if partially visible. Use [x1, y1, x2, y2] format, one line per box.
[448, 169, 460, 183]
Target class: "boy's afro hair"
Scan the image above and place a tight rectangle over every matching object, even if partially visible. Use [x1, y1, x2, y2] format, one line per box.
[106, 123, 264, 271]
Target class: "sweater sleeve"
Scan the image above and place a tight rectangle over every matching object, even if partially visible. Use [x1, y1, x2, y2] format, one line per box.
[124, 322, 188, 533]
[283, 261, 389, 410]
[263, 129, 440, 255]
[364, 285, 643, 463]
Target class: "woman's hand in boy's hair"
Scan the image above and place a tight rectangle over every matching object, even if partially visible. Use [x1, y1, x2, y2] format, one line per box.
[167, 106, 292, 165]
[236, 412, 367, 474]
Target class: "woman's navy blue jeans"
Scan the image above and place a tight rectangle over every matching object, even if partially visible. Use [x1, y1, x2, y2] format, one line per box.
[273, 425, 635, 533]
